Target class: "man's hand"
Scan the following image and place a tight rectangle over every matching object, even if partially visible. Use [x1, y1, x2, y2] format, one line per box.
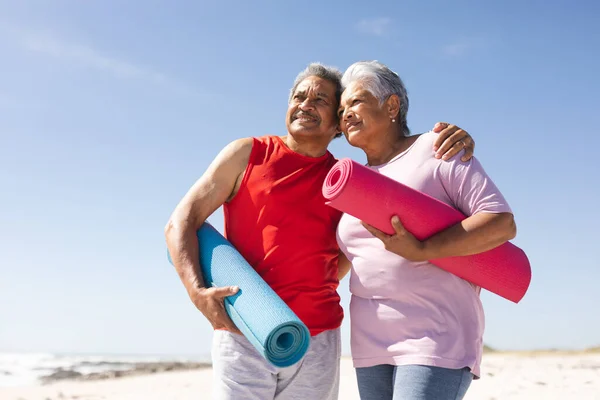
[432, 122, 475, 162]
[190, 286, 242, 334]
[361, 216, 429, 262]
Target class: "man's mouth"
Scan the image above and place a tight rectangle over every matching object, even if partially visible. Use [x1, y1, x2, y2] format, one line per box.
[293, 113, 318, 123]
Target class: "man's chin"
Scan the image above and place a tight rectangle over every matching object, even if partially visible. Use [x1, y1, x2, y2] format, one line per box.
[290, 119, 319, 129]
[289, 125, 320, 136]
[288, 127, 333, 141]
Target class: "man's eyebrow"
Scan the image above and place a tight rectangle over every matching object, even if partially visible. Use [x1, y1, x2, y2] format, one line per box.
[294, 90, 307, 96]
[317, 92, 330, 98]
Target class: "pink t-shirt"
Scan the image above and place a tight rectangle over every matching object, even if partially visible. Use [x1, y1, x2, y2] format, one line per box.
[336, 131, 512, 378]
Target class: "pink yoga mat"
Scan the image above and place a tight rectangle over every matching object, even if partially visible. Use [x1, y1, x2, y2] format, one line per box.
[323, 158, 531, 303]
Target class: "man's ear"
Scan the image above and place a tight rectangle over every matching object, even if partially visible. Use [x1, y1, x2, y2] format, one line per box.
[386, 94, 401, 120]
[334, 107, 342, 137]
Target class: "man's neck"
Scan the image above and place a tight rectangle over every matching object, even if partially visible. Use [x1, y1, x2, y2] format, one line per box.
[282, 134, 331, 158]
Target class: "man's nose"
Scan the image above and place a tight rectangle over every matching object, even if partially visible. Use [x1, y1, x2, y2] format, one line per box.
[299, 98, 315, 110]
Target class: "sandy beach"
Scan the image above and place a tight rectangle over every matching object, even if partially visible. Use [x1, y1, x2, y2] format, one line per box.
[1, 353, 599, 400]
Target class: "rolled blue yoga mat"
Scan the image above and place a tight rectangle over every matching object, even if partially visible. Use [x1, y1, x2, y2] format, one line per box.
[167, 223, 310, 367]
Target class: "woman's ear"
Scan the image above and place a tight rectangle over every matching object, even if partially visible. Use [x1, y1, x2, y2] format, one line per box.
[386, 94, 401, 120]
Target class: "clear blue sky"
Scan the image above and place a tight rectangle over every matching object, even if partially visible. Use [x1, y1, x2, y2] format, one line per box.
[1, 1, 598, 356]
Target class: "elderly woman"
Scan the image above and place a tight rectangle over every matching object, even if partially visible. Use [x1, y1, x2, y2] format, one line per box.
[336, 61, 516, 400]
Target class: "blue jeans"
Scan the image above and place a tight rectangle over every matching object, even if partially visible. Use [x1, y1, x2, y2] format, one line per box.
[356, 364, 473, 400]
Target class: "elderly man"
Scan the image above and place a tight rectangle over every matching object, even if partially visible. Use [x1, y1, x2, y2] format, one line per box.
[164, 63, 474, 400]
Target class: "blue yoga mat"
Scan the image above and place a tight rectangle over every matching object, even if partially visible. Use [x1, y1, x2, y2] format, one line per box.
[167, 223, 310, 367]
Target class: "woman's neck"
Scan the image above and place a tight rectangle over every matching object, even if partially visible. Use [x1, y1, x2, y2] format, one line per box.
[364, 134, 417, 166]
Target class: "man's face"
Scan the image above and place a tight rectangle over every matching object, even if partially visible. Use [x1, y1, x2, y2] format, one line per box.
[286, 76, 340, 141]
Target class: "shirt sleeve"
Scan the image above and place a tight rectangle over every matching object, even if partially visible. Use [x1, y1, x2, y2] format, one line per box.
[438, 155, 512, 217]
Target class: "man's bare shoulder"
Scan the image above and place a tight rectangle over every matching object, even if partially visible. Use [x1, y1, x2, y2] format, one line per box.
[225, 137, 254, 154]
[217, 137, 255, 167]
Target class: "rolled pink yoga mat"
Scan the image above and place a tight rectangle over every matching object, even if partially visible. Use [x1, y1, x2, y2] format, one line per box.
[323, 158, 531, 303]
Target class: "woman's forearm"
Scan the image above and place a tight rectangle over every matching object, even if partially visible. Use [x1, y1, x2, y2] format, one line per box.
[422, 212, 516, 260]
[337, 251, 352, 281]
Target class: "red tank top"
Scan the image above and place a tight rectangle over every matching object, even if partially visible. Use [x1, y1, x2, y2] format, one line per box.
[223, 135, 343, 336]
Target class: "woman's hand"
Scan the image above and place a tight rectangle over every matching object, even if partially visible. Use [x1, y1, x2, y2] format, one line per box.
[432, 122, 475, 162]
[362, 213, 516, 262]
[361, 216, 429, 262]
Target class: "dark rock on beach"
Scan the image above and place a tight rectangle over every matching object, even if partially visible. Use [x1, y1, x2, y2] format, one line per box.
[40, 361, 211, 384]
[42, 369, 83, 381]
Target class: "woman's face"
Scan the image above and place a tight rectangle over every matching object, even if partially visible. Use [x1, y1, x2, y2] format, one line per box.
[338, 80, 390, 148]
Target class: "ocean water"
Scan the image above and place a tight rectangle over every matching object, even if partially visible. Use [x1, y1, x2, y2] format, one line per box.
[0, 352, 210, 387]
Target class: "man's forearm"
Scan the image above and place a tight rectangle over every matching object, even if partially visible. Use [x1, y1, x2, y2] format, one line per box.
[165, 218, 206, 296]
[422, 212, 516, 260]
[163, 138, 252, 300]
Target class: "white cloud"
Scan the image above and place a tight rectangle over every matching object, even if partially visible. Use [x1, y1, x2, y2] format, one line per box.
[443, 38, 486, 57]
[356, 18, 392, 37]
[23, 34, 168, 83]
[10, 28, 199, 96]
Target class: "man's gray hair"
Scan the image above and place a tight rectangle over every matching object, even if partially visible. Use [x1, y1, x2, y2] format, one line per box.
[341, 60, 410, 136]
[289, 63, 343, 105]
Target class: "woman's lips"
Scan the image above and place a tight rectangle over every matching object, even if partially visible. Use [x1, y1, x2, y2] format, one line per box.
[346, 121, 361, 130]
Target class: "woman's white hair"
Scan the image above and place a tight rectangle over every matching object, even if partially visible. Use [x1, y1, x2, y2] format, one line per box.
[341, 60, 410, 136]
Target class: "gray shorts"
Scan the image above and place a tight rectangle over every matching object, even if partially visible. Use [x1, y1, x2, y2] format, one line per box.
[211, 328, 341, 400]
